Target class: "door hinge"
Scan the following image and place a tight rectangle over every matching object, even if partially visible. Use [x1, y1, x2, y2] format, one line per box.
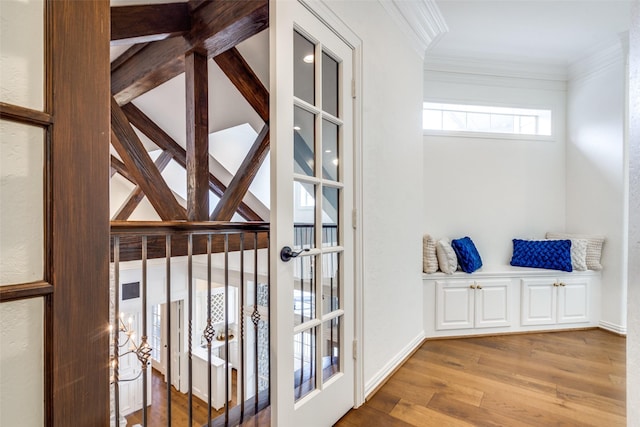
[351, 79, 356, 99]
[353, 339, 358, 359]
[352, 208, 357, 229]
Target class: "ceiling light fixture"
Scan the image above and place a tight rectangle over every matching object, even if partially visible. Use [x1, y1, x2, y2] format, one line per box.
[294, 126, 301, 131]
[303, 54, 314, 64]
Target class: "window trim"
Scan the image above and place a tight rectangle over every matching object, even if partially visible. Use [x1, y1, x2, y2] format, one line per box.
[423, 101, 555, 141]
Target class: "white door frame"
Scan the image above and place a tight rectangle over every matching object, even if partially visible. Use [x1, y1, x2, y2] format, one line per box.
[298, 0, 365, 408]
[269, 2, 364, 426]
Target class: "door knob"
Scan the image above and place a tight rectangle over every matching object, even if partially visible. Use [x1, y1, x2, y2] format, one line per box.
[280, 246, 310, 262]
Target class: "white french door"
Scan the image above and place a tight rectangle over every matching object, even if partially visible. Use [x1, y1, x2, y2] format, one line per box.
[271, 1, 356, 426]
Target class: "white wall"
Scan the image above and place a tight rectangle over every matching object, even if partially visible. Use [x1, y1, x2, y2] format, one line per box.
[567, 44, 627, 332]
[423, 71, 567, 267]
[324, 0, 426, 395]
[627, 0, 639, 421]
[0, 0, 45, 425]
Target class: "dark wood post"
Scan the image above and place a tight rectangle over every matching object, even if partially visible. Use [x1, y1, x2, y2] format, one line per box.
[50, 0, 110, 424]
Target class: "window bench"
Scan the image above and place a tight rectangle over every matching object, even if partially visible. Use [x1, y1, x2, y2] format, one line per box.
[422, 267, 601, 338]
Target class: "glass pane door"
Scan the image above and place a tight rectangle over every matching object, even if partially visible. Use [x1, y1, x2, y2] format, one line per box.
[271, 1, 355, 424]
[292, 28, 346, 401]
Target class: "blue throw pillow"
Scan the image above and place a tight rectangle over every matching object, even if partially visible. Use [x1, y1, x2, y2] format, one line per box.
[510, 239, 573, 272]
[451, 236, 483, 273]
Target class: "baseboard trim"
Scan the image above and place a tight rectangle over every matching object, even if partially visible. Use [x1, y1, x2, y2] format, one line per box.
[364, 331, 425, 400]
[599, 320, 627, 336]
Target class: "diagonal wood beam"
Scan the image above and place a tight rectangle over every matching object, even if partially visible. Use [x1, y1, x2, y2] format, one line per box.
[185, 50, 210, 221]
[121, 103, 262, 221]
[111, 0, 268, 105]
[111, 97, 187, 220]
[111, 3, 190, 45]
[111, 37, 189, 106]
[113, 150, 173, 221]
[211, 125, 269, 221]
[190, 0, 268, 60]
[110, 154, 136, 185]
[214, 47, 269, 122]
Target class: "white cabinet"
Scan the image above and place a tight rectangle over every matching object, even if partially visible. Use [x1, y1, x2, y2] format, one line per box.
[424, 269, 600, 338]
[192, 347, 233, 410]
[436, 279, 511, 331]
[521, 277, 589, 326]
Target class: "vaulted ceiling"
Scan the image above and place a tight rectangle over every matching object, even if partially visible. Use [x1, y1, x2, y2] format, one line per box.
[109, 0, 270, 223]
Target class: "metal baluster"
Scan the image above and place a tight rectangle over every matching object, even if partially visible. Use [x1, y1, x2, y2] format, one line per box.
[224, 234, 230, 427]
[253, 231, 259, 415]
[206, 234, 213, 426]
[266, 230, 271, 408]
[166, 235, 172, 427]
[239, 233, 246, 422]
[188, 234, 193, 427]
[141, 236, 148, 426]
[113, 236, 120, 427]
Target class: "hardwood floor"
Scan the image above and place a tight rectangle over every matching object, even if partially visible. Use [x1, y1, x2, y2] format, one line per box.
[125, 368, 270, 426]
[336, 329, 626, 427]
[125, 330, 625, 426]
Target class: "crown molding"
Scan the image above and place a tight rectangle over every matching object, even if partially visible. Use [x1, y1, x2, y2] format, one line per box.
[424, 55, 568, 82]
[568, 39, 626, 83]
[378, 0, 448, 59]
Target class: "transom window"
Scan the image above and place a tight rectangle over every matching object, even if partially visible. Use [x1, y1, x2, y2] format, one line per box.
[423, 102, 552, 137]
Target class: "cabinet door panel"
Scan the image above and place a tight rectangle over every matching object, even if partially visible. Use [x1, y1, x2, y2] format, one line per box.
[436, 280, 474, 330]
[557, 278, 589, 324]
[475, 280, 511, 328]
[521, 279, 556, 326]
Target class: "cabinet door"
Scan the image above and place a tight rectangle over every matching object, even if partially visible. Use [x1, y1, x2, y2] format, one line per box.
[474, 280, 511, 328]
[435, 280, 474, 330]
[557, 278, 589, 324]
[521, 278, 557, 326]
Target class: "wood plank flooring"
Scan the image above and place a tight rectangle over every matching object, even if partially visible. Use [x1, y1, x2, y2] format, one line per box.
[124, 330, 625, 426]
[336, 329, 626, 427]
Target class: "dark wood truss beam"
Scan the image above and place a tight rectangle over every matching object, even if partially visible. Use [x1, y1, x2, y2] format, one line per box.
[110, 154, 136, 185]
[111, 36, 189, 105]
[189, 0, 268, 61]
[214, 47, 269, 122]
[211, 125, 269, 221]
[111, 0, 268, 105]
[185, 51, 210, 221]
[111, 97, 187, 220]
[121, 103, 262, 221]
[113, 150, 173, 221]
[110, 43, 149, 73]
[111, 3, 190, 45]
[113, 231, 269, 262]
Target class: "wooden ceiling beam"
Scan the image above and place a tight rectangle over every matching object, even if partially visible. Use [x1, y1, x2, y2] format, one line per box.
[111, 97, 187, 220]
[214, 47, 269, 122]
[110, 154, 136, 185]
[121, 103, 262, 221]
[111, 37, 189, 105]
[211, 125, 269, 221]
[111, 3, 190, 45]
[189, 0, 268, 60]
[111, 0, 268, 105]
[185, 51, 210, 221]
[112, 150, 173, 221]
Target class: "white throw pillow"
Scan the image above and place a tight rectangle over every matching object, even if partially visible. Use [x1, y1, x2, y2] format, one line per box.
[569, 238, 588, 271]
[546, 232, 605, 271]
[423, 234, 438, 274]
[436, 239, 458, 274]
